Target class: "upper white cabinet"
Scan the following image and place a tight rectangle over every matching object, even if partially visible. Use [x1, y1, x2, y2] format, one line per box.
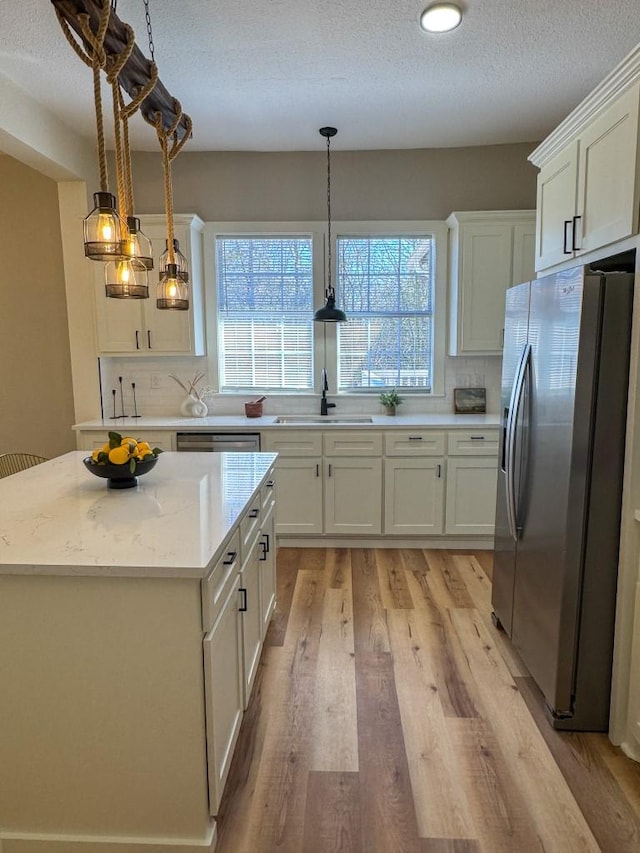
[447, 210, 536, 356]
[94, 213, 206, 356]
[531, 62, 640, 272]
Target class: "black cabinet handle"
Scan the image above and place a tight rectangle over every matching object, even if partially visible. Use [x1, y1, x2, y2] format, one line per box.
[572, 215, 581, 251]
[263, 532, 270, 553]
[147, 330, 152, 349]
[563, 219, 572, 254]
[259, 540, 267, 560]
[470, 435, 485, 440]
[437, 464, 442, 478]
[316, 463, 320, 477]
[266, 480, 274, 488]
[328, 463, 332, 477]
[408, 436, 423, 441]
[223, 550, 237, 566]
[135, 330, 140, 350]
[249, 508, 259, 518]
[238, 588, 248, 612]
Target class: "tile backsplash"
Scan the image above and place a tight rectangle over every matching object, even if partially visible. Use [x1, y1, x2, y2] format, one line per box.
[98, 356, 503, 420]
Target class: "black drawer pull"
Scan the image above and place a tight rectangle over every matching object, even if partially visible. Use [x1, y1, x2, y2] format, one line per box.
[263, 532, 270, 553]
[223, 550, 237, 566]
[259, 540, 267, 560]
[248, 508, 259, 518]
[266, 480, 275, 488]
[572, 215, 581, 251]
[563, 219, 572, 254]
[470, 435, 485, 440]
[408, 436, 423, 441]
[238, 588, 247, 612]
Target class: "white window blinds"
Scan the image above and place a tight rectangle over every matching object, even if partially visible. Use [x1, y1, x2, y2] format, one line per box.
[216, 236, 314, 391]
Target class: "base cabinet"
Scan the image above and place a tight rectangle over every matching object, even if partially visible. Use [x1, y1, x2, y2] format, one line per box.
[384, 457, 445, 535]
[273, 456, 323, 534]
[324, 457, 382, 534]
[203, 572, 244, 815]
[445, 457, 498, 535]
[259, 502, 277, 639]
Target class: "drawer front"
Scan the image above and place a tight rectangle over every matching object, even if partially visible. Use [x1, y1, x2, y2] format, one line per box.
[323, 431, 383, 457]
[202, 529, 241, 632]
[384, 431, 446, 456]
[447, 429, 499, 456]
[77, 429, 175, 452]
[261, 470, 276, 512]
[262, 431, 322, 456]
[240, 495, 262, 556]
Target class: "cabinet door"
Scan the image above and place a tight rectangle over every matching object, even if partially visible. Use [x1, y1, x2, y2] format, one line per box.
[445, 457, 498, 535]
[535, 141, 578, 271]
[512, 222, 536, 286]
[324, 457, 382, 535]
[141, 217, 205, 355]
[456, 223, 514, 354]
[258, 504, 276, 639]
[203, 573, 244, 815]
[240, 540, 262, 707]
[94, 266, 145, 353]
[272, 457, 323, 535]
[383, 458, 444, 535]
[576, 84, 640, 255]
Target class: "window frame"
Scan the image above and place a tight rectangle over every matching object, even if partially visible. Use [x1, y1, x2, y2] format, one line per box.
[204, 222, 326, 394]
[330, 221, 447, 396]
[203, 220, 447, 397]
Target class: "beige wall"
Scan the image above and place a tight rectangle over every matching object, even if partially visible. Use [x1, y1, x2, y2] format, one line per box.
[0, 155, 75, 458]
[130, 142, 538, 221]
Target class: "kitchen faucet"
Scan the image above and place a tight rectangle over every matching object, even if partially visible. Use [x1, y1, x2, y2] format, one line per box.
[320, 368, 336, 416]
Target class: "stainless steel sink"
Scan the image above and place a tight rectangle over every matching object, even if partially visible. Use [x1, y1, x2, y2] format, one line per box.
[274, 416, 373, 425]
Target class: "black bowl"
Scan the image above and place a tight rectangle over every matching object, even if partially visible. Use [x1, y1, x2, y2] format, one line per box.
[83, 455, 159, 489]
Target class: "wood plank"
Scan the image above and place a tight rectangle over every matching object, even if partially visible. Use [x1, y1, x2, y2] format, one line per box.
[448, 717, 546, 852]
[356, 650, 424, 853]
[302, 771, 362, 853]
[474, 549, 494, 582]
[387, 608, 475, 839]
[597, 736, 640, 818]
[352, 548, 390, 654]
[325, 546, 351, 589]
[376, 548, 414, 609]
[402, 551, 478, 719]
[451, 553, 528, 677]
[420, 840, 481, 853]
[311, 587, 359, 771]
[450, 608, 601, 852]
[265, 546, 299, 647]
[516, 674, 640, 852]
[422, 549, 475, 609]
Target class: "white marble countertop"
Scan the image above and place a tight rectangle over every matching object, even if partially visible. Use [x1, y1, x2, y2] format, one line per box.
[74, 413, 501, 431]
[0, 451, 276, 579]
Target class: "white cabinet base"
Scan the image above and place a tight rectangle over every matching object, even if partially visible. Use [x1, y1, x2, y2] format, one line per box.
[445, 458, 498, 535]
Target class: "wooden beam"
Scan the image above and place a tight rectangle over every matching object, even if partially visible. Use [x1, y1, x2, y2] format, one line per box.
[50, 0, 192, 143]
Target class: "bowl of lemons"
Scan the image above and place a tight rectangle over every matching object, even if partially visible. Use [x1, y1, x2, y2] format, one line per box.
[83, 432, 163, 489]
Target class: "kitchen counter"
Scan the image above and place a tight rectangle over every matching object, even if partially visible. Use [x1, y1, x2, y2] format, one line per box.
[0, 450, 276, 578]
[74, 412, 501, 431]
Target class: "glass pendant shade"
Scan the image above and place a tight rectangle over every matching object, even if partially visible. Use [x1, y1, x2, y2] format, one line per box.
[84, 192, 126, 261]
[124, 216, 154, 270]
[104, 256, 149, 299]
[159, 239, 189, 283]
[157, 263, 189, 310]
[314, 286, 347, 322]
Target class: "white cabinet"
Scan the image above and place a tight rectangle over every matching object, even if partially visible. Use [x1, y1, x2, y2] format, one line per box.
[268, 456, 323, 535]
[533, 83, 640, 271]
[75, 428, 176, 452]
[324, 457, 382, 535]
[383, 430, 446, 535]
[444, 429, 499, 536]
[239, 532, 263, 707]
[447, 211, 536, 355]
[259, 484, 277, 639]
[94, 214, 206, 356]
[384, 457, 445, 535]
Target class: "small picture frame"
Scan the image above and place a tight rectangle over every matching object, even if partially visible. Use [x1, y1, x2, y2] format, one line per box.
[454, 387, 487, 414]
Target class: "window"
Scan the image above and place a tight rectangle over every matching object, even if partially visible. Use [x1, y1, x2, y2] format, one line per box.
[215, 234, 315, 391]
[335, 227, 445, 392]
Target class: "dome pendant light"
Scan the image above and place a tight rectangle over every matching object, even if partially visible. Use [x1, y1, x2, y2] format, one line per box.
[314, 126, 347, 323]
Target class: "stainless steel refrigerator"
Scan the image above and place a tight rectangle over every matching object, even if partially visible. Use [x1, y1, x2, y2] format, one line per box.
[492, 262, 634, 730]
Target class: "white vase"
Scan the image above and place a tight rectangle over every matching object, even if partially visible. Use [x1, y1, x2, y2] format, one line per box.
[180, 394, 208, 418]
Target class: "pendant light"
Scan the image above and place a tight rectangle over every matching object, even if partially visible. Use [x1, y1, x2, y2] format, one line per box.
[314, 126, 347, 323]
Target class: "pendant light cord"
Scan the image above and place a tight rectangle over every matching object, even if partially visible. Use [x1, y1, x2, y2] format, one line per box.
[326, 133, 333, 297]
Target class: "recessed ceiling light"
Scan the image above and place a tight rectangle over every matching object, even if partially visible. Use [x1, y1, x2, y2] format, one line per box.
[420, 3, 463, 33]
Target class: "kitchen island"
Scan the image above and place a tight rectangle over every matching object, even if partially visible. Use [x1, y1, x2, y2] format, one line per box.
[0, 451, 277, 852]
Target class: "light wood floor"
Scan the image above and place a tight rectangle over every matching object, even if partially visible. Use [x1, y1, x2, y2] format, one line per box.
[215, 548, 640, 852]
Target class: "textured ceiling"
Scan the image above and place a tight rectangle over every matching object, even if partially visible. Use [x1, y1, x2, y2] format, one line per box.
[1, 1, 639, 152]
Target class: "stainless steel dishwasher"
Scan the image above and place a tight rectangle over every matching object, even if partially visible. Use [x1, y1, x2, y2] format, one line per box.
[176, 432, 261, 452]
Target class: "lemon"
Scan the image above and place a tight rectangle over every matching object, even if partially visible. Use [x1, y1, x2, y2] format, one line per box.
[136, 441, 151, 455]
[108, 445, 130, 465]
[101, 442, 110, 453]
[91, 448, 101, 462]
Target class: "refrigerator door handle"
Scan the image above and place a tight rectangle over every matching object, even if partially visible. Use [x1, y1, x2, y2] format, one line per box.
[505, 344, 531, 541]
